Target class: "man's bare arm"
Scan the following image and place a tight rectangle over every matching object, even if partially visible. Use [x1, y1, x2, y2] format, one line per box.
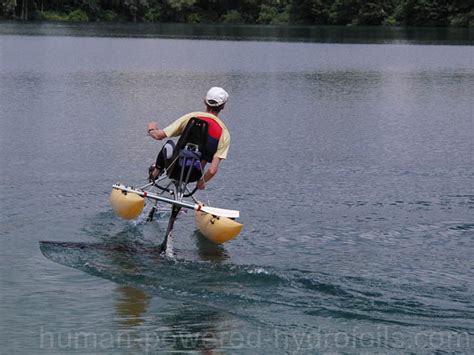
[197, 157, 222, 190]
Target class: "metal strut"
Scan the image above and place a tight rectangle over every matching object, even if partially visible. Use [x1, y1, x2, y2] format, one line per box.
[159, 205, 181, 253]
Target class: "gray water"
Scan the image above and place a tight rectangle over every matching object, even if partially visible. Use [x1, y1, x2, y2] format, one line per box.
[1, 24, 473, 354]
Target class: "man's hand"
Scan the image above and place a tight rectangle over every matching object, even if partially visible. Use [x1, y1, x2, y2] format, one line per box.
[147, 122, 167, 140]
[147, 122, 158, 133]
[196, 158, 221, 190]
[197, 179, 206, 190]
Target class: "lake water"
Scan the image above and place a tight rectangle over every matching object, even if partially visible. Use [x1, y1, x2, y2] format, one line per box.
[0, 23, 473, 353]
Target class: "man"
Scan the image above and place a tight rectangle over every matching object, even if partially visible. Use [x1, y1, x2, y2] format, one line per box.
[147, 87, 231, 190]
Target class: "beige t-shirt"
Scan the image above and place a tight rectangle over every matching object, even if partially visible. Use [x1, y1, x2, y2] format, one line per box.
[163, 112, 231, 160]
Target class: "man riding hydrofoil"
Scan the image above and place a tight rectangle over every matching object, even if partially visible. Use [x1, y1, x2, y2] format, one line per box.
[147, 87, 231, 190]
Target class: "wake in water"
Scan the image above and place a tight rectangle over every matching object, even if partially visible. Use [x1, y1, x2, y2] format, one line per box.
[39, 222, 474, 334]
[37, 198, 474, 353]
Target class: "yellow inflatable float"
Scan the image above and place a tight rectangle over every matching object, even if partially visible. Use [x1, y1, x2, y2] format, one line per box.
[110, 184, 242, 244]
[194, 211, 243, 244]
[109, 187, 145, 220]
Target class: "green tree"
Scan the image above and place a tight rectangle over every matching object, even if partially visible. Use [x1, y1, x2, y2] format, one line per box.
[143, 7, 160, 21]
[400, 0, 449, 26]
[67, 8, 88, 20]
[2, 0, 18, 18]
[328, 0, 360, 25]
[356, 2, 386, 25]
[161, 0, 196, 22]
[0, 0, 472, 27]
[289, 0, 331, 24]
[166, 0, 196, 11]
[19, 0, 27, 20]
[257, 0, 290, 25]
[221, 9, 243, 23]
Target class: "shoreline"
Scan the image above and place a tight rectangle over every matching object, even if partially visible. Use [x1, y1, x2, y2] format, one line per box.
[1, 21, 472, 45]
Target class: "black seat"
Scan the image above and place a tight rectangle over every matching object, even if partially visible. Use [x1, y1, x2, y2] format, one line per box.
[166, 118, 209, 184]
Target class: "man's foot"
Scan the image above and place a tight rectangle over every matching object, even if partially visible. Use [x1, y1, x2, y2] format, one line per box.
[148, 165, 160, 182]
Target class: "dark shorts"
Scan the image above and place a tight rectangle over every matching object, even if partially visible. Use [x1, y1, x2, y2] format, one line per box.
[155, 140, 204, 182]
[155, 140, 175, 170]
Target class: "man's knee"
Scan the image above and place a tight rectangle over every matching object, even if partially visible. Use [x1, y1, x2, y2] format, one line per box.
[163, 141, 174, 159]
[155, 140, 175, 169]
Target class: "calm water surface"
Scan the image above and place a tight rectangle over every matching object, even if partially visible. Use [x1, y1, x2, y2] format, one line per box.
[0, 24, 473, 353]
[0, 21, 473, 44]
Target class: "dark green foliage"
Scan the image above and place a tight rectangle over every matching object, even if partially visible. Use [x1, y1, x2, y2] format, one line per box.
[310, 0, 332, 25]
[0, 0, 472, 26]
[257, 2, 290, 25]
[40, 10, 69, 21]
[101, 9, 121, 21]
[328, 0, 360, 25]
[221, 9, 243, 24]
[384, 15, 398, 25]
[67, 9, 88, 22]
[356, 3, 387, 25]
[400, 0, 449, 26]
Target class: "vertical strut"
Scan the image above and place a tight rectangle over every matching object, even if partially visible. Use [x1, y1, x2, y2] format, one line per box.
[159, 205, 181, 254]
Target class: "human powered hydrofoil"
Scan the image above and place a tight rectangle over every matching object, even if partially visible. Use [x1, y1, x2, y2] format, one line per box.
[109, 118, 243, 254]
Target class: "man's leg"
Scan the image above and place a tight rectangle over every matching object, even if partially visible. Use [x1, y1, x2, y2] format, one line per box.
[148, 140, 175, 182]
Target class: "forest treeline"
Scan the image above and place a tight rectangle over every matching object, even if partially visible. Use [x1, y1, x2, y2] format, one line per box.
[1, 0, 473, 27]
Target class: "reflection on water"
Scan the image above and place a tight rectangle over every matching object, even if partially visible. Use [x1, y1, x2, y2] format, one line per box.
[114, 287, 228, 353]
[194, 232, 229, 263]
[161, 306, 224, 353]
[109, 243, 232, 353]
[0, 22, 473, 45]
[110, 230, 229, 351]
[115, 286, 150, 327]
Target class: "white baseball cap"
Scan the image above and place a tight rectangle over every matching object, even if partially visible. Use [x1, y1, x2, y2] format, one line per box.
[205, 87, 229, 107]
